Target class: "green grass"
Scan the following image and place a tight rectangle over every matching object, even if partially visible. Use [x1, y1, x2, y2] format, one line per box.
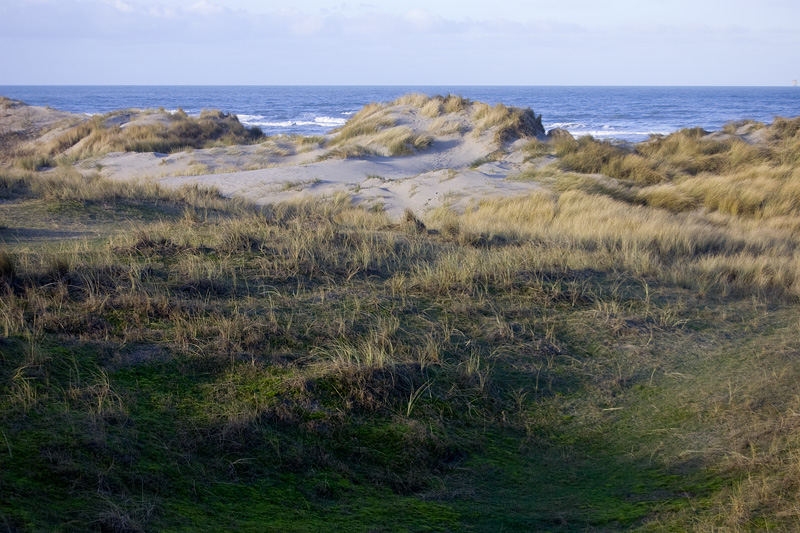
[2, 170, 800, 531]
[3, 103, 800, 531]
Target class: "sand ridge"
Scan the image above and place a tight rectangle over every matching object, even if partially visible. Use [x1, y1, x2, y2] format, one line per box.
[90, 97, 550, 218]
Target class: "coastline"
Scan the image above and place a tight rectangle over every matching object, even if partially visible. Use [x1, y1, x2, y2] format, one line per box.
[1, 94, 790, 220]
[2, 85, 797, 141]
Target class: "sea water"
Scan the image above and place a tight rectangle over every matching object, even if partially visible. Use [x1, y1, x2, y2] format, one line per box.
[1, 85, 798, 142]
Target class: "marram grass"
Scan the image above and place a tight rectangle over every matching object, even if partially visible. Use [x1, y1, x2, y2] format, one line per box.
[3, 99, 800, 531]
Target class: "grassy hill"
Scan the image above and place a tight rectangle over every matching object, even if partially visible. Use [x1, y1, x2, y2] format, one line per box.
[2, 99, 800, 531]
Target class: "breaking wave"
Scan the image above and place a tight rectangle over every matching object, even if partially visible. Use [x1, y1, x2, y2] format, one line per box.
[238, 115, 347, 130]
[546, 122, 670, 141]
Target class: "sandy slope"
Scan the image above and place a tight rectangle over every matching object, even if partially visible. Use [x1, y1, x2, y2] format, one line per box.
[0, 98, 83, 137]
[92, 101, 548, 218]
[0, 97, 86, 158]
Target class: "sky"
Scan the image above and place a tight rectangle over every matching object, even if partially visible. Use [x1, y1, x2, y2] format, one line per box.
[0, 0, 798, 85]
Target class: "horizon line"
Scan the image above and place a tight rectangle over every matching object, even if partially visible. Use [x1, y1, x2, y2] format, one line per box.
[0, 84, 797, 88]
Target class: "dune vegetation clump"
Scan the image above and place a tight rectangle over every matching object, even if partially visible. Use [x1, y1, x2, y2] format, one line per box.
[392, 93, 472, 116]
[323, 101, 433, 159]
[470, 102, 545, 143]
[19, 108, 265, 165]
[393, 93, 545, 143]
[548, 118, 800, 219]
[329, 103, 396, 144]
[323, 93, 544, 160]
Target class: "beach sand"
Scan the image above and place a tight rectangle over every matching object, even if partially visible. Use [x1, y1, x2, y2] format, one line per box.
[83, 97, 551, 219]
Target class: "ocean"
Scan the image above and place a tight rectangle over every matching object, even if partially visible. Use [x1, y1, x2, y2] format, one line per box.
[1, 86, 798, 142]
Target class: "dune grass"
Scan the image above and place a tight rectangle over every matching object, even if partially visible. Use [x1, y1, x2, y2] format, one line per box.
[373, 126, 434, 156]
[471, 102, 545, 143]
[392, 93, 471, 116]
[324, 93, 543, 160]
[550, 118, 800, 220]
[20, 109, 265, 164]
[324, 104, 432, 159]
[2, 157, 800, 530]
[4, 98, 800, 530]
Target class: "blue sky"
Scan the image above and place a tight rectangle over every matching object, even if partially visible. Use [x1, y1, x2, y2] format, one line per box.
[1, 0, 797, 85]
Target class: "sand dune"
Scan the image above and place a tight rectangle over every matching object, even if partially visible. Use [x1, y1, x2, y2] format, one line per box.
[89, 95, 549, 218]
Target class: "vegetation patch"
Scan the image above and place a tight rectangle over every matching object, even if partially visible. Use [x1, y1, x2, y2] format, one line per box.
[3, 98, 800, 530]
[18, 109, 264, 164]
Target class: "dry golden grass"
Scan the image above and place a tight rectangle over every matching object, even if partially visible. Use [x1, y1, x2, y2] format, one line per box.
[443, 94, 470, 114]
[769, 116, 800, 141]
[420, 99, 443, 119]
[319, 144, 381, 160]
[557, 136, 665, 184]
[635, 183, 697, 212]
[393, 93, 431, 109]
[636, 128, 768, 176]
[472, 103, 510, 128]
[318, 93, 543, 159]
[521, 138, 554, 160]
[429, 116, 463, 135]
[444, 188, 800, 299]
[372, 126, 433, 156]
[471, 102, 545, 143]
[325, 97, 446, 158]
[330, 103, 393, 142]
[550, 120, 800, 222]
[1, 164, 251, 215]
[722, 118, 766, 135]
[329, 113, 395, 148]
[391, 93, 471, 117]
[28, 109, 264, 162]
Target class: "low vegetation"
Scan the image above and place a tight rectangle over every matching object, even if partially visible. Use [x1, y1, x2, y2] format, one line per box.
[322, 93, 544, 160]
[3, 98, 800, 530]
[524, 117, 800, 219]
[15, 109, 264, 167]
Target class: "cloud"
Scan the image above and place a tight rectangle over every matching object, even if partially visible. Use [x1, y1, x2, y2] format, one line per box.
[106, 0, 134, 13]
[1, 0, 797, 85]
[3, 0, 791, 45]
[187, 1, 223, 15]
[0, 0, 590, 43]
[403, 9, 439, 31]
